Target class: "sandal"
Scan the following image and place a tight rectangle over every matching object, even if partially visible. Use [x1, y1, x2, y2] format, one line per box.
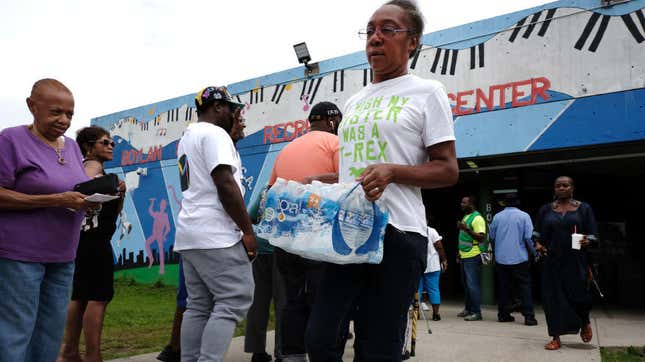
[544, 339, 561, 350]
[581, 324, 593, 343]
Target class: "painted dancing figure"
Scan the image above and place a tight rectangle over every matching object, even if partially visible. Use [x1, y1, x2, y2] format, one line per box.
[145, 198, 170, 274]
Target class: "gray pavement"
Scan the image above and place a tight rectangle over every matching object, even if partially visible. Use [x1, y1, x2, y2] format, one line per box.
[109, 302, 645, 361]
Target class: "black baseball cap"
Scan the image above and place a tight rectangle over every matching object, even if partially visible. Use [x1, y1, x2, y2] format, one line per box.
[195, 86, 244, 112]
[308, 101, 342, 122]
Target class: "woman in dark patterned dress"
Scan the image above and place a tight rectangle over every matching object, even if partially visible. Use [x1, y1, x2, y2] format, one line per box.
[534, 176, 598, 350]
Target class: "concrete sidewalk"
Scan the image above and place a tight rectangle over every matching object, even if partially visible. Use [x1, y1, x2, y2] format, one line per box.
[109, 303, 645, 361]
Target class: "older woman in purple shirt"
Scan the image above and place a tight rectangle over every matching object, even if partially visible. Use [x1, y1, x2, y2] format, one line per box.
[0, 79, 95, 362]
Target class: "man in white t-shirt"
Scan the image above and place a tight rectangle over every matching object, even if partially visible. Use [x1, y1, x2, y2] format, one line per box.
[175, 86, 257, 362]
[418, 226, 447, 320]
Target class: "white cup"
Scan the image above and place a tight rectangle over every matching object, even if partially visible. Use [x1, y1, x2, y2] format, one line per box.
[571, 233, 583, 250]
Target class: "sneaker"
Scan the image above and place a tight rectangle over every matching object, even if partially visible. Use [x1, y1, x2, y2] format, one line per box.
[432, 313, 441, 321]
[157, 345, 180, 362]
[251, 352, 272, 362]
[457, 309, 470, 317]
[421, 302, 430, 311]
[498, 315, 515, 323]
[525, 317, 538, 326]
[464, 313, 483, 321]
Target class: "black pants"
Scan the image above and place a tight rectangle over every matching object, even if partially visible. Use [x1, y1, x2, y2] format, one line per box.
[496, 261, 535, 318]
[244, 253, 283, 356]
[305, 225, 427, 362]
[274, 248, 324, 357]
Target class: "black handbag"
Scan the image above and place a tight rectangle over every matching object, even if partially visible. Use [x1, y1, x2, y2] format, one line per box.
[73, 173, 119, 195]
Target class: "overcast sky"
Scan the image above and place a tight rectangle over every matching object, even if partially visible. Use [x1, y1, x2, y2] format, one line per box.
[0, 0, 550, 136]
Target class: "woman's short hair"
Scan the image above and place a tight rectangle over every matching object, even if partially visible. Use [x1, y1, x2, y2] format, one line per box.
[385, 0, 424, 58]
[76, 126, 110, 157]
[555, 175, 575, 187]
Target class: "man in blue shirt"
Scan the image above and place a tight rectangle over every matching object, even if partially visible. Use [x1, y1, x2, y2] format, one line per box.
[489, 193, 538, 326]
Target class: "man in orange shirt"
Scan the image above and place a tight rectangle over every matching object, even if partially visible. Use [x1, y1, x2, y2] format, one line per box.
[268, 101, 341, 361]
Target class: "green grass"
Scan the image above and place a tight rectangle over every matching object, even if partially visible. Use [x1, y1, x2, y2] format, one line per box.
[93, 270, 274, 360]
[100, 275, 177, 359]
[114, 264, 180, 287]
[601, 346, 645, 361]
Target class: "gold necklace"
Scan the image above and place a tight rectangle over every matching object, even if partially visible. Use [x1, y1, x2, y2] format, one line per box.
[30, 125, 66, 165]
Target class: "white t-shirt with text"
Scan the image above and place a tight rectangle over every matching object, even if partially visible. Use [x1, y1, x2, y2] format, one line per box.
[174, 122, 244, 251]
[338, 74, 455, 236]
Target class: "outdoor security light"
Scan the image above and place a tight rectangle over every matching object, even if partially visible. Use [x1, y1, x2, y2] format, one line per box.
[293, 42, 319, 77]
[293, 42, 311, 65]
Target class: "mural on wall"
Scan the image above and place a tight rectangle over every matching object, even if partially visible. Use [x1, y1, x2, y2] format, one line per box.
[91, 0, 645, 272]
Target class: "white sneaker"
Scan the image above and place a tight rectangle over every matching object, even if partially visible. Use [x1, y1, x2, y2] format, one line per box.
[421, 302, 430, 311]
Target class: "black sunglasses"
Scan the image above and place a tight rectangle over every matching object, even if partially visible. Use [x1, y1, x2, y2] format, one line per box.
[92, 139, 115, 147]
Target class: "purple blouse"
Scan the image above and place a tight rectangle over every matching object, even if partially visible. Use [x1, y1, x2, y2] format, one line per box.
[0, 125, 89, 262]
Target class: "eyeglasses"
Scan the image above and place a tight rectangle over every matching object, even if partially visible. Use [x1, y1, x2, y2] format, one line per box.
[358, 26, 414, 40]
[93, 139, 115, 147]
